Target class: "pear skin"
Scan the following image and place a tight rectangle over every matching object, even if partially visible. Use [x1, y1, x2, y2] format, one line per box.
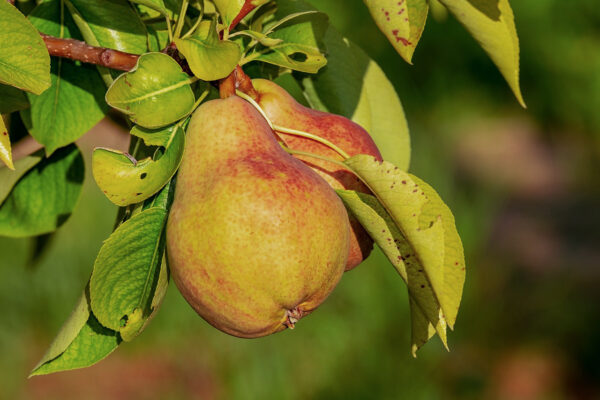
[252, 79, 383, 270]
[167, 96, 350, 338]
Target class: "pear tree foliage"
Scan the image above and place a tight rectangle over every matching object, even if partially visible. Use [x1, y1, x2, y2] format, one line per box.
[0, 0, 524, 376]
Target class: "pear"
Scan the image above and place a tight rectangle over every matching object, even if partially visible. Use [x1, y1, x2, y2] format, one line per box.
[166, 96, 350, 338]
[252, 79, 383, 270]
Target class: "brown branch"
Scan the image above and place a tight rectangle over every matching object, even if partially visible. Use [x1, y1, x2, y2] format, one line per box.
[229, 0, 256, 31]
[41, 34, 139, 71]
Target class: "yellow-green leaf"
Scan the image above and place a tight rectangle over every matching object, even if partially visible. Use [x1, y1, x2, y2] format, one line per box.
[213, 0, 244, 28]
[337, 189, 448, 351]
[363, 0, 429, 64]
[92, 125, 185, 206]
[0, 116, 14, 170]
[105, 53, 195, 129]
[439, 0, 525, 106]
[0, 1, 51, 94]
[340, 155, 466, 354]
[174, 20, 241, 81]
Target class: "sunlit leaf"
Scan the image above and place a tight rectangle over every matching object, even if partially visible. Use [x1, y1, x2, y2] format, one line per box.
[439, 0, 525, 106]
[175, 20, 241, 81]
[339, 155, 466, 354]
[336, 189, 448, 352]
[363, 0, 429, 63]
[90, 206, 169, 339]
[0, 116, 14, 170]
[92, 125, 184, 206]
[0, 1, 51, 94]
[213, 0, 244, 28]
[105, 53, 195, 128]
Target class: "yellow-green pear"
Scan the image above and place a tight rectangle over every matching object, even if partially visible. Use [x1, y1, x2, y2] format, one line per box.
[252, 79, 383, 271]
[167, 96, 350, 338]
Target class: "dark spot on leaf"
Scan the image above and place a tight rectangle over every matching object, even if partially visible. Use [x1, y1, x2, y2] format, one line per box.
[136, 192, 142, 196]
[2, 131, 7, 136]
[140, 173, 147, 179]
[289, 52, 308, 62]
[402, 180, 406, 184]
[120, 315, 128, 327]
[421, 285, 425, 288]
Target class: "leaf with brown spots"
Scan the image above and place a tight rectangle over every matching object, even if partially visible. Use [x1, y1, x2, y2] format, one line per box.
[339, 155, 466, 355]
[363, 0, 429, 63]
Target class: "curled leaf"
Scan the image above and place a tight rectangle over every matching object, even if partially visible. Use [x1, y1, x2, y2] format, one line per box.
[92, 125, 184, 206]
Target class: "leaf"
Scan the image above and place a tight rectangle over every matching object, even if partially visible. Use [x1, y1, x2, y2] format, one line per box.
[0, 116, 14, 170]
[213, 0, 244, 28]
[340, 155, 466, 353]
[175, 20, 241, 81]
[30, 290, 121, 376]
[250, 43, 327, 73]
[0, 1, 51, 94]
[129, 0, 168, 16]
[234, 30, 284, 47]
[105, 53, 195, 128]
[336, 189, 448, 352]
[0, 85, 29, 114]
[90, 206, 169, 340]
[92, 125, 185, 206]
[244, 2, 328, 73]
[363, 0, 429, 63]
[0, 151, 43, 204]
[65, 0, 148, 54]
[439, 0, 525, 106]
[0, 145, 84, 238]
[27, 0, 108, 155]
[306, 26, 411, 169]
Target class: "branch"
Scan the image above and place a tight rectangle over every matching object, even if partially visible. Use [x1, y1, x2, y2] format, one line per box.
[41, 34, 139, 71]
[229, 0, 256, 31]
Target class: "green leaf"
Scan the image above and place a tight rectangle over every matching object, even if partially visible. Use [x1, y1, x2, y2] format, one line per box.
[27, 0, 108, 155]
[439, 0, 525, 106]
[340, 155, 466, 353]
[0, 85, 29, 114]
[65, 0, 148, 54]
[336, 189, 448, 354]
[92, 125, 184, 206]
[233, 30, 284, 47]
[213, 0, 244, 28]
[30, 290, 121, 376]
[244, 3, 328, 73]
[0, 145, 84, 238]
[0, 1, 51, 94]
[105, 53, 195, 128]
[0, 116, 14, 170]
[363, 0, 429, 64]
[0, 151, 43, 204]
[90, 206, 169, 340]
[129, 0, 168, 16]
[306, 27, 410, 169]
[175, 20, 241, 81]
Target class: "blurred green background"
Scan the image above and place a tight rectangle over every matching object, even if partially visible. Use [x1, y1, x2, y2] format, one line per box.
[2, 0, 599, 399]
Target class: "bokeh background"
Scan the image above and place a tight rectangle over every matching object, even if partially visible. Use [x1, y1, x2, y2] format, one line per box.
[1, 0, 599, 398]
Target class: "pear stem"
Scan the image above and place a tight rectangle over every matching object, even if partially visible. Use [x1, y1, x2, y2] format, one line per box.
[282, 147, 350, 170]
[272, 125, 350, 160]
[174, 0, 189, 39]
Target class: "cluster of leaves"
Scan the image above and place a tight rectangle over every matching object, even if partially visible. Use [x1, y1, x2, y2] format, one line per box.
[0, 0, 522, 376]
